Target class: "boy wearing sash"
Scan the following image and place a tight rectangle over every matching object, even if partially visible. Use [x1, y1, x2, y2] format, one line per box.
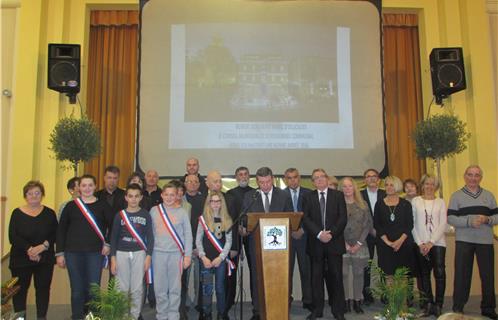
[110, 184, 154, 319]
[150, 183, 193, 320]
[196, 191, 233, 320]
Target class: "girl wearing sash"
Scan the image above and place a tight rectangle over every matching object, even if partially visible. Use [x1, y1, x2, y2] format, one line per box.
[56, 174, 114, 320]
[149, 182, 193, 320]
[110, 184, 154, 319]
[196, 191, 233, 320]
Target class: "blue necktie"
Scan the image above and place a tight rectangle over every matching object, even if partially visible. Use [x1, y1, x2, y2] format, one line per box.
[292, 189, 298, 212]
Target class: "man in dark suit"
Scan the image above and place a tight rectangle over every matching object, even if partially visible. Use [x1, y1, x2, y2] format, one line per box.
[284, 167, 313, 311]
[360, 168, 386, 305]
[241, 166, 293, 320]
[303, 168, 347, 320]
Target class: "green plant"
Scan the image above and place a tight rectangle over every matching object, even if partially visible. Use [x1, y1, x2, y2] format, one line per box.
[49, 116, 101, 176]
[370, 263, 416, 320]
[88, 278, 132, 320]
[412, 113, 470, 197]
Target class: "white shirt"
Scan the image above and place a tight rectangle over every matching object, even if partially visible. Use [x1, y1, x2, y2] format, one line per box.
[317, 188, 328, 238]
[411, 196, 447, 247]
[317, 188, 328, 202]
[367, 188, 378, 215]
[261, 188, 273, 208]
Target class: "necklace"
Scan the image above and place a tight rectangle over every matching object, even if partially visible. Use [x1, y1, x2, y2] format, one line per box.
[423, 199, 435, 234]
[388, 204, 397, 222]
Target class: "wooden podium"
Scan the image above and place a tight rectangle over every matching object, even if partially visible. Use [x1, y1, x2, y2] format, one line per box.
[247, 212, 303, 320]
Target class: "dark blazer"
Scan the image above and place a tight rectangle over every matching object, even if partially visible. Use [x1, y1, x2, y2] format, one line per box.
[302, 188, 347, 256]
[284, 186, 311, 212]
[360, 188, 386, 217]
[242, 187, 294, 215]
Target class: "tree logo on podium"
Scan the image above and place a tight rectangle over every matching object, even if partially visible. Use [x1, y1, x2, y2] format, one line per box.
[263, 225, 287, 250]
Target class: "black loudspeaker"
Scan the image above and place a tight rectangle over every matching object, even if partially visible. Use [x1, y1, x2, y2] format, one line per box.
[48, 44, 80, 95]
[430, 47, 466, 104]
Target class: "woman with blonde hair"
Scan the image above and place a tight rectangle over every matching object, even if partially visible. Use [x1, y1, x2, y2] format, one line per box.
[412, 174, 447, 317]
[374, 176, 415, 276]
[196, 191, 233, 320]
[338, 177, 373, 314]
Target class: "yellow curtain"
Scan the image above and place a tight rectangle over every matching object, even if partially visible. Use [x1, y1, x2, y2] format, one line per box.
[86, 11, 138, 188]
[383, 13, 426, 182]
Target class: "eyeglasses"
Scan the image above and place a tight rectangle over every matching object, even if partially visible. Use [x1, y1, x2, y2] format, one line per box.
[210, 200, 222, 203]
[185, 181, 199, 184]
[26, 191, 42, 196]
[465, 173, 481, 178]
[366, 175, 378, 179]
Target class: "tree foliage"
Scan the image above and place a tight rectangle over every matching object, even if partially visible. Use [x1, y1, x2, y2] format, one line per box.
[370, 262, 416, 320]
[88, 278, 132, 320]
[49, 116, 101, 175]
[412, 114, 470, 161]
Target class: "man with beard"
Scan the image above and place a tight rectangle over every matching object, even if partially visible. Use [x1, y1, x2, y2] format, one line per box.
[225, 167, 254, 315]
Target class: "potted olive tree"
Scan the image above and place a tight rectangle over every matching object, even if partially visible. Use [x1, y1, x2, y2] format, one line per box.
[412, 113, 470, 197]
[49, 116, 101, 177]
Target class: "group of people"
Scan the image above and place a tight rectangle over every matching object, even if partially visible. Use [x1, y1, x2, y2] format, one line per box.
[7, 159, 498, 320]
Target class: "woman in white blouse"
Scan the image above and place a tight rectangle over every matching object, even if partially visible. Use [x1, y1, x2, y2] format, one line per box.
[412, 174, 447, 317]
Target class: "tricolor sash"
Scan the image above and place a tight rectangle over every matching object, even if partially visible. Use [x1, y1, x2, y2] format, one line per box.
[119, 210, 153, 284]
[74, 198, 109, 268]
[199, 216, 236, 276]
[157, 204, 185, 255]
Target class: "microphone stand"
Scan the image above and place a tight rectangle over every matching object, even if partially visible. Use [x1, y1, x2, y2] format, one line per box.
[228, 191, 259, 320]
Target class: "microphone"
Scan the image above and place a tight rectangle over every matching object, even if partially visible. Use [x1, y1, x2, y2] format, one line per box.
[253, 189, 260, 200]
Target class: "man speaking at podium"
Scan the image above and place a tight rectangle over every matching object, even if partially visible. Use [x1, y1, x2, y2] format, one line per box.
[303, 168, 347, 320]
[241, 166, 293, 320]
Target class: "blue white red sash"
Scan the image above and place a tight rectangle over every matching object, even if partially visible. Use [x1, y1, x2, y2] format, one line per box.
[119, 210, 153, 284]
[198, 216, 235, 276]
[157, 204, 185, 256]
[74, 198, 109, 268]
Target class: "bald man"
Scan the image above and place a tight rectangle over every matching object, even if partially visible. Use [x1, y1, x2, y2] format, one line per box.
[180, 157, 208, 195]
[144, 169, 162, 206]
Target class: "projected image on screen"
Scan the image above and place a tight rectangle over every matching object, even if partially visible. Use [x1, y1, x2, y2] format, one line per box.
[183, 24, 339, 123]
[169, 24, 351, 150]
[139, 0, 385, 177]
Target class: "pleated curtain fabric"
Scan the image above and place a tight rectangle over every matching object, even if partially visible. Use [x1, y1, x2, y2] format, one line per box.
[383, 13, 426, 181]
[86, 10, 139, 187]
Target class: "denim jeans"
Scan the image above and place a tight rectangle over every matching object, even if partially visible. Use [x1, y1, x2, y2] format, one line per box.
[65, 252, 104, 319]
[199, 260, 227, 315]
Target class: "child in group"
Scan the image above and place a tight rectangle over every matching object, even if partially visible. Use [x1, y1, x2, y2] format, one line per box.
[196, 191, 233, 320]
[110, 183, 154, 320]
[149, 182, 193, 320]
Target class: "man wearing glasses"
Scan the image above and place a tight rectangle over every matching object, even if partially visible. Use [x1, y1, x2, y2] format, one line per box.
[359, 168, 385, 305]
[302, 169, 347, 320]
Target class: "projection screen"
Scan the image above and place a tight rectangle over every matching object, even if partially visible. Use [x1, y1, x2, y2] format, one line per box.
[138, 0, 386, 177]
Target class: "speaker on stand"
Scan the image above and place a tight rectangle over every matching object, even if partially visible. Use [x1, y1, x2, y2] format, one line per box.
[429, 47, 466, 105]
[47, 43, 80, 104]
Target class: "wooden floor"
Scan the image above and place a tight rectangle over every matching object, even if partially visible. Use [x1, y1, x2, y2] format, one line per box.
[23, 297, 490, 320]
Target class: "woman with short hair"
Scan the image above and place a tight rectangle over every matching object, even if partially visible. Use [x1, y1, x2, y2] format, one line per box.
[9, 180, 58, 320]
[374, 175, 415, 276]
